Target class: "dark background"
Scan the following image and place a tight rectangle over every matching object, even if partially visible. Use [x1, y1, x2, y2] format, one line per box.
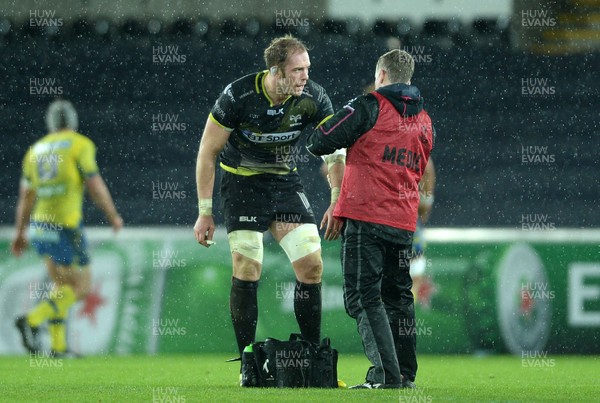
[1, 21, 598, 229]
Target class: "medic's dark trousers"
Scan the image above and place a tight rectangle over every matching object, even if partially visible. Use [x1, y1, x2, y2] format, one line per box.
[341, 219, 418, 384]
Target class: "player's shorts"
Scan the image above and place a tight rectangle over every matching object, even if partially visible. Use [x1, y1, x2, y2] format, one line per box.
[29, 222, 90, 266]
[220, 170, 316, 233]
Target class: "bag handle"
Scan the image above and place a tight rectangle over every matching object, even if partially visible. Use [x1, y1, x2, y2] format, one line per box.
[288, 333, 305, 342]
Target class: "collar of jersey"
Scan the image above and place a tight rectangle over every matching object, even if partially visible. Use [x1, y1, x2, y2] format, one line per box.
[257, 70, 292, 107]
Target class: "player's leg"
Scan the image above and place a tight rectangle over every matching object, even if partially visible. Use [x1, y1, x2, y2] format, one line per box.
[271, 222, 323, 344]
[342, 219, 402, 387]
[46, 262, 78, 355]
[45, 225, 89, 355]
[47, 261, 91, 356]
[382, 244, 418, 386]
[220, 171, 268, 356]
[270, 172, 323, 344]
[15, 256, 61, 353]
[228, 230, 264, 356]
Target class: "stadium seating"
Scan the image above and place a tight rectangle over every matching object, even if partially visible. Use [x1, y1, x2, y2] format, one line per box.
[1, 22, 598, 227]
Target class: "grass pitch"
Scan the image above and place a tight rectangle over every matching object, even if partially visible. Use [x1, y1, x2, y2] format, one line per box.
[1, 354, 598, 402]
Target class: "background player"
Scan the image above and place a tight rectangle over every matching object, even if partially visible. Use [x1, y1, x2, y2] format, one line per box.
[193, 35, 344, 381]
[411, 158, 436, 304]
[12, 99, 123, 357]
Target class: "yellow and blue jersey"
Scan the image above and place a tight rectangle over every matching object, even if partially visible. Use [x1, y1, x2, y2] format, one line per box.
[22, 129, 98, 228]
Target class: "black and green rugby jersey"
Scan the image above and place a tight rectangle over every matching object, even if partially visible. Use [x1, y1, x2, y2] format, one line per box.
[210, 70, 333, 175]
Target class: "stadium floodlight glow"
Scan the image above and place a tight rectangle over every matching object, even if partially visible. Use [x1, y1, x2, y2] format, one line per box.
[148, 19, 162, 35]
[396, 18, 412, 37]
[295, 22, 311, 37]
[346, 18, 363, 36]
[448, 17, 462, 35]
[193, 20, 209, 37]
[44, 24, 60, 37]
[0, 18, 12, 38]
[94, 19, 110, 37]
[243, 18, 261, 38]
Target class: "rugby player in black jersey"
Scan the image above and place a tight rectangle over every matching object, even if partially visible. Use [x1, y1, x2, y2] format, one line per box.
[193, 36, 345, 377]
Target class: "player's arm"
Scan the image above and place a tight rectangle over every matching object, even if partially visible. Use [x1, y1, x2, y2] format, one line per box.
[193, 116, 230, 247]
[77, 139, 122, 231]
[86, 174, 123, 232]
[306, 95, 378, 156]
[418, 158, 436, 223]
[320, 150, 345, 241]
[11, 180, 36, 257]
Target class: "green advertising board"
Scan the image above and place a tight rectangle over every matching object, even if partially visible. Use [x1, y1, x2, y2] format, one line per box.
[0, 227, 598, 356]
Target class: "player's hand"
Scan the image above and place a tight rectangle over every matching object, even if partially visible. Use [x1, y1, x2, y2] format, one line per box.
[418, 204, 432, 224]
[320, 203, 342, 241]
[10, 234, 28, 257]
[194, 215, 216, 248]
[110, 214, 124, 233]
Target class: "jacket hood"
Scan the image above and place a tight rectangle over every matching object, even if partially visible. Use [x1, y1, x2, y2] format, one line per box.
[375, 83, 424, 117]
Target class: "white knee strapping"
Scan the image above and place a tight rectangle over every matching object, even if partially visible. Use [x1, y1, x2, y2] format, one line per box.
[279, 223, 321, 262]
[228, 230, 264, 263]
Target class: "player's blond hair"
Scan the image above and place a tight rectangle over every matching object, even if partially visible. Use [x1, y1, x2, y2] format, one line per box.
[376, 49, 415, 84]
[263, 34, 308, 72]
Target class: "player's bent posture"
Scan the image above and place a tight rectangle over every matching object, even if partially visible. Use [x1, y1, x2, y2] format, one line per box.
[193, 35, 344, 373]
[12, 99, 123, 357]
[307, 50, 434, 389]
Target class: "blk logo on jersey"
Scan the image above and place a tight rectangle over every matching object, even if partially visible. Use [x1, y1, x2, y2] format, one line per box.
[267, 108, 284, 116]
